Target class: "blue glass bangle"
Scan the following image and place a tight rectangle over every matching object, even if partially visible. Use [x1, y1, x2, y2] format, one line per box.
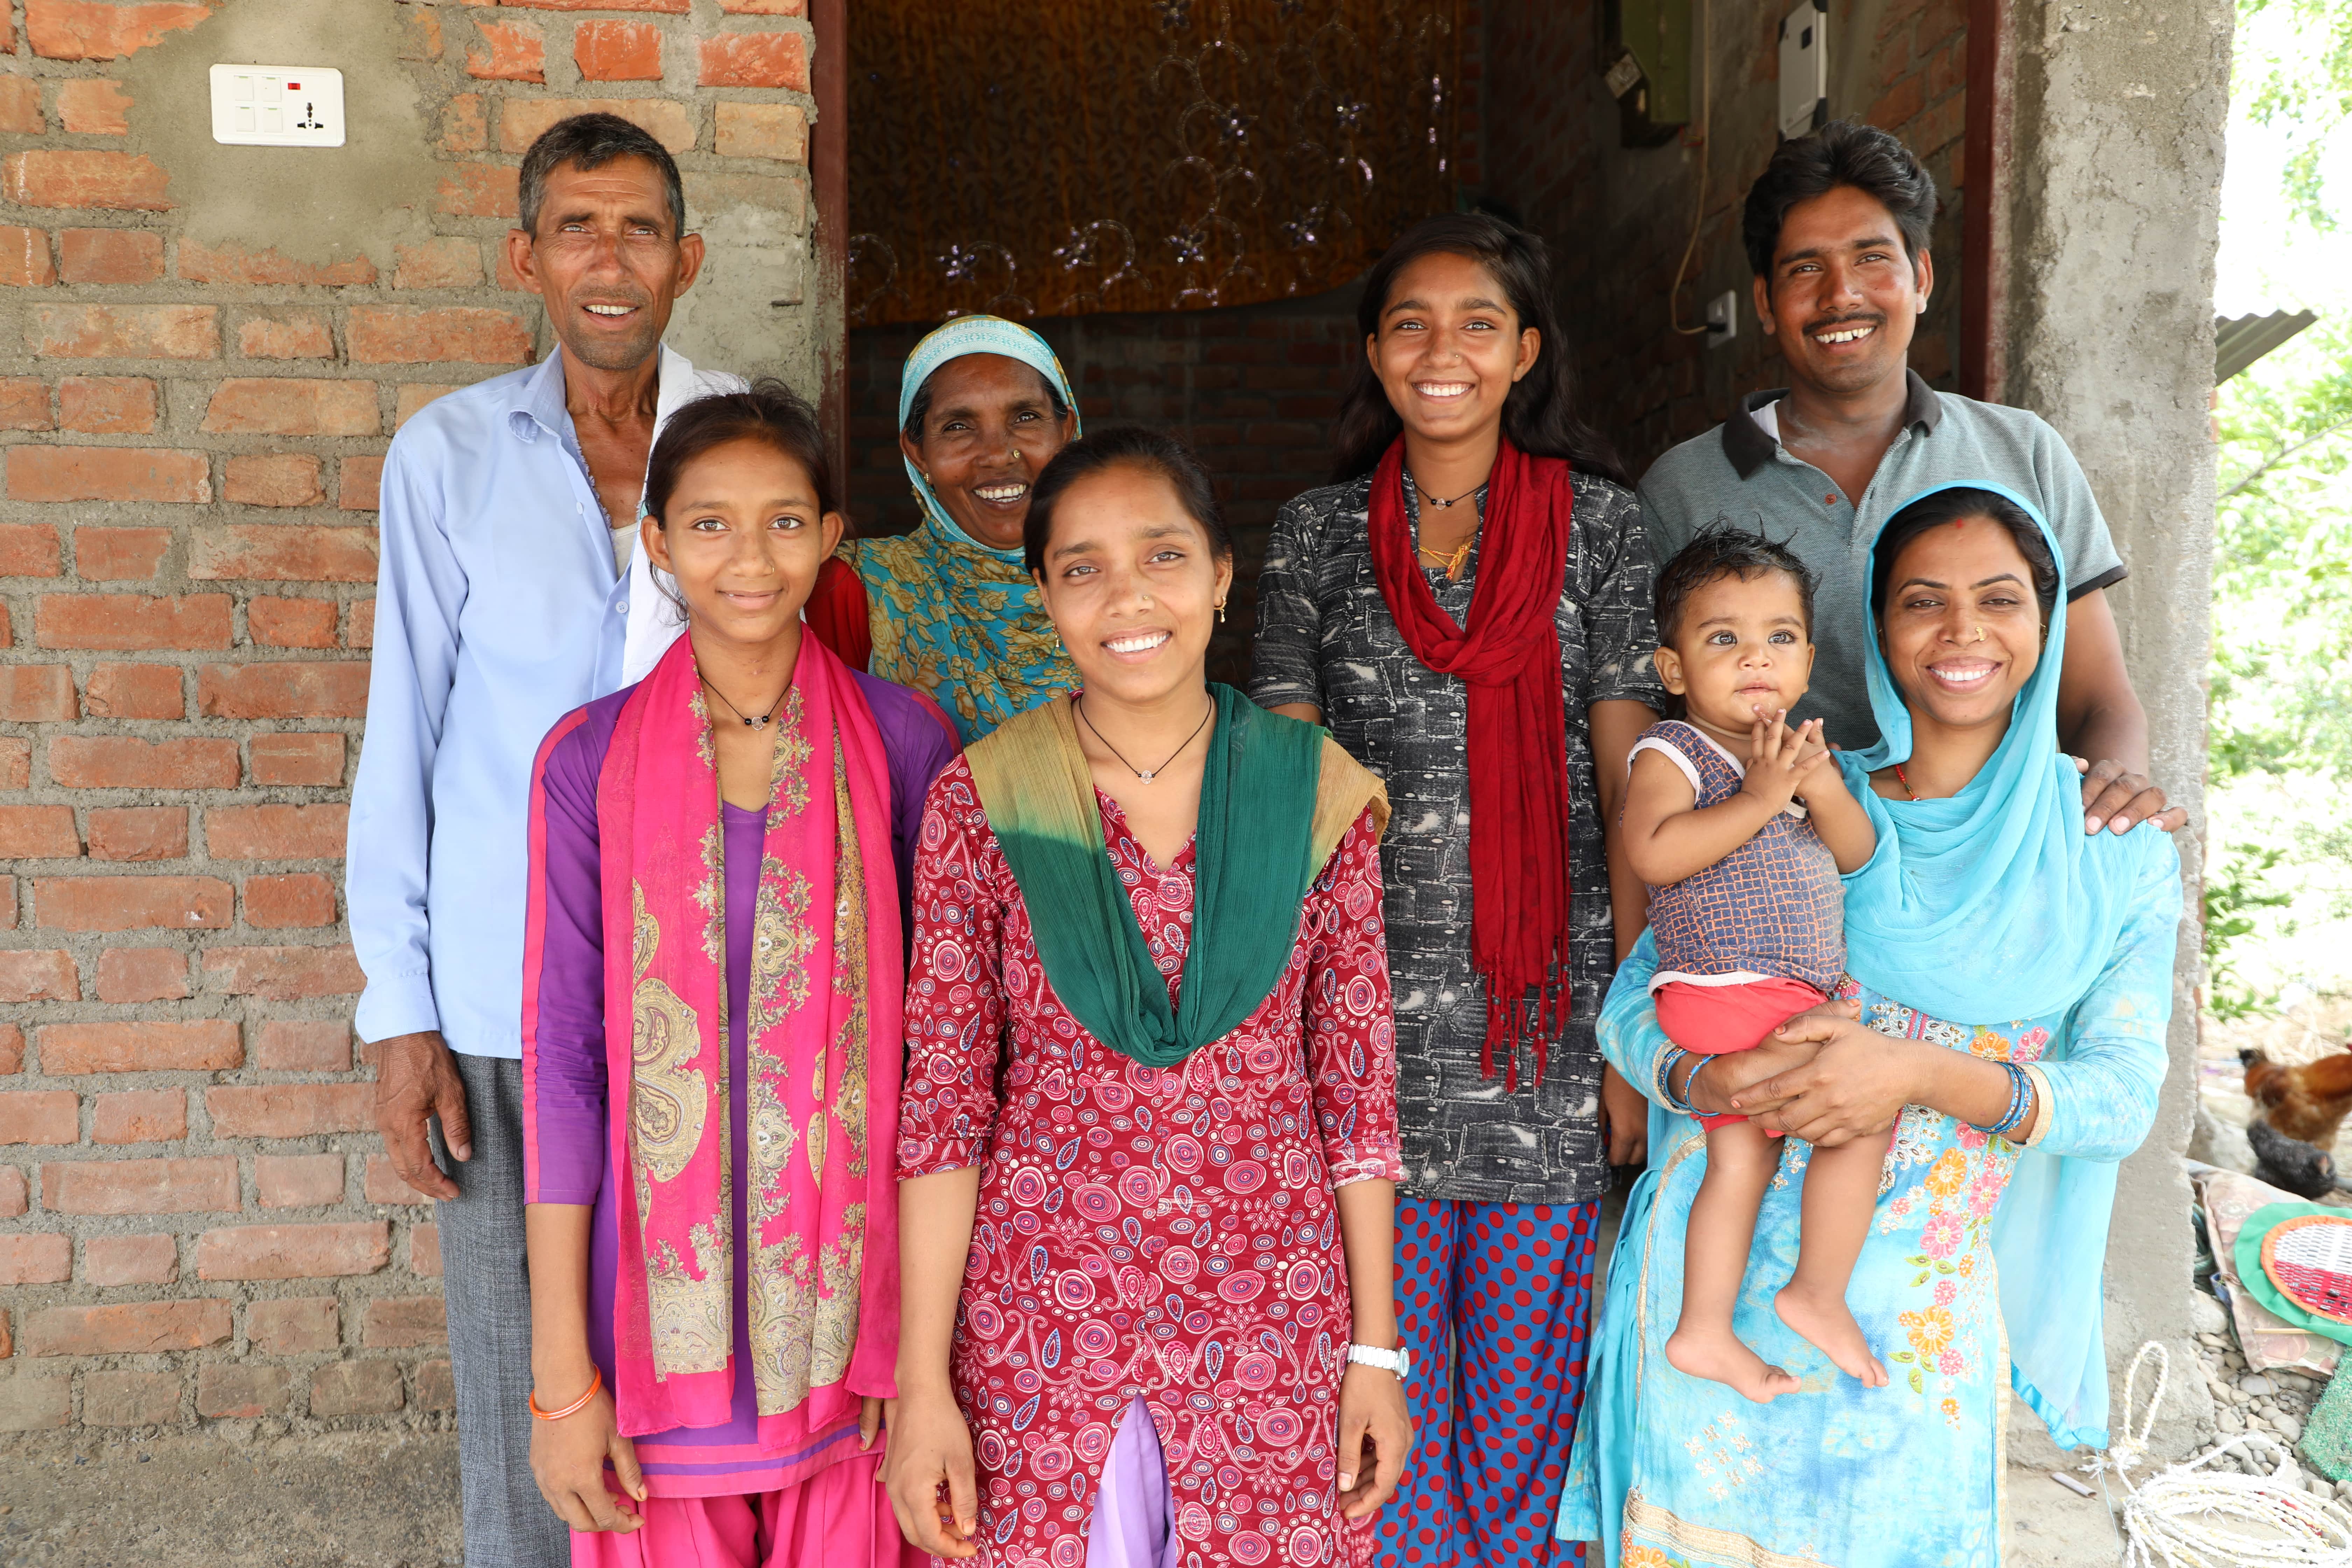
[1657, 1046, 1694, 1115]
[1976, 1063, 2032, 1138]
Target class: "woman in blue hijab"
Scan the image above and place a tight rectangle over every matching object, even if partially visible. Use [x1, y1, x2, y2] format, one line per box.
[807, 315, 1083, 742]
[1558, 483, 2181, 1567]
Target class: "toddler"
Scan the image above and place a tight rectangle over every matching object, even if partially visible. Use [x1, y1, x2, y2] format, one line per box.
[1622, 530, 1881, 1400]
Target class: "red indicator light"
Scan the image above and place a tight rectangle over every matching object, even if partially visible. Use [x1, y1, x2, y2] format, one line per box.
[286, 82, 300, 90]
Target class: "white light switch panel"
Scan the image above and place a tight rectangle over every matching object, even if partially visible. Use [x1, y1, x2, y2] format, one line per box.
[209, 65, 344, 148]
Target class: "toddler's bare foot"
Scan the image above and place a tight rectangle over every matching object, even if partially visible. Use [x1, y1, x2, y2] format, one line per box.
[1774, 1283, 1888, 1387]
[1665, 1326, 1800, 1403]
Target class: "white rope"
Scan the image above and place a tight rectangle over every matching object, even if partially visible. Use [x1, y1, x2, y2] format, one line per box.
[2087, 1342, 2352, 1566]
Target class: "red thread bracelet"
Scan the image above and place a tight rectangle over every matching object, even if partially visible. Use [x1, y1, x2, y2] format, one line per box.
[529, 1366, 601, 1421]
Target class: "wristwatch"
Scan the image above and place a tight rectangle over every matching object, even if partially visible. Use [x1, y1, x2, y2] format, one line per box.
[1347, 1343, 1412, 1383]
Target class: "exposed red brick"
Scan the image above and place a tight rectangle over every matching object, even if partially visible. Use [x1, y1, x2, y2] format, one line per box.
[0, 378, 54, 430]
[82, 662, 181, 719]
[0, 807, 78, 860]
[200, 945, 365, 1000]
[346, 598, 373, 649]
[337, 455, 383, 511]
[414, 1359, 455, 1411]
[0, 1377, 73, 1431]
[51, 736, 233, 790]
[397, 6, 440, 61]
[720, 0, 806, 11]
[200, 378, 377, 436]
[394, 384, 457, 427]
[246, 596, 337, 646]
[363, 1296, 448, 1349]
[176, 238, 376, 286]
[255, 1153, 344, 1208]
[84, 805, 188, 859]
[0, 224, 57, 286]
[58, 374, 159, 432]
[223, 454, 324, 509]
[433, 162, 520, 219]
[0, 1024, 23, 1074]
[35, 592, 229, 650]
[57, 226, 162, 282]
[0, 664, 76, 721]
[205, 803, 347, 860]
[576, 19, 664, 80]
[243, 873, 336, 929]
[411, 1222, 442, 1277]
[197, 1221, 388, 1281]
[0, 1165, 26, 1218]
[4, 149, 171, 209]
[22, 1298, 230, 1356]
[699, 30, 809, 90]
[74, 526, 169, 580]
[466, 18, 544, 81]
[246, 1296, 338, 1353]
[190, 525, 375, 583]
[310, 1358, 405, 1416]
[42, 1155, 236, 1214]
[56, 77, 132, 134]
[42, 1021, 237, 1080]
[8, 447, 211, 504]
[1868, 73, 1928, 132]
[391, 237, 482, 290]
[197, 1364, 289, 1419]
[0, 744, 26, 791]
[26, 0, 210, 61]
[197, 662, 370, 719]
[437, 92, 486, 155]
[90, 1085, 186, 1140]
[85, 1232, 177, 1285]
[363, 1155, 429, 1205]
[255, 1020, 349, 1073]
[0, 950, 76, 1010]
[0, 78, 42, 134]
[83, 1369, 181, 1426]
[0, 1234, 71, 1284]
[249, 733, 343, 787]
[716, 102, 806, 162]
[498, 97, 693, 154]
[92, 948, 188, 1005]
[35, 875, 229, 930]
[236, 311, 333, 359]
[0, 523, 63, 577]
[0, 1091, 77, 1145]
[348, 306, 532, 366]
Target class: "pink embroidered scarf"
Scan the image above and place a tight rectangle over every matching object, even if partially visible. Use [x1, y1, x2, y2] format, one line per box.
[593, 632, 903, 1440]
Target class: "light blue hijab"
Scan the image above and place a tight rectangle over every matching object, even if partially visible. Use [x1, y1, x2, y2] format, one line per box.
[1839, 479, 2174, 1445]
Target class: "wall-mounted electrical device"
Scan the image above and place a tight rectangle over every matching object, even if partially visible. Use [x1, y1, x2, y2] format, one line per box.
[1778, 2, 1828, 141]
[209, 65, 345, 148]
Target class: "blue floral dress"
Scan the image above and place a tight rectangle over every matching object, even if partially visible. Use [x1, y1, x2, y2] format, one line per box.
[1559, 846, 2178, 1568]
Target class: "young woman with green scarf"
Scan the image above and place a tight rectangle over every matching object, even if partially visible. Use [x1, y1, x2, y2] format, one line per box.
[884, 427, 1415, 1568]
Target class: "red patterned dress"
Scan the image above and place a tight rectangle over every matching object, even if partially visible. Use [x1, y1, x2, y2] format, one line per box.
[897, 756, 1404, 1568]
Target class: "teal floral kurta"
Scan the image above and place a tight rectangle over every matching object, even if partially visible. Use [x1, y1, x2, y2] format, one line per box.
[1560, 845, 2178, 1568]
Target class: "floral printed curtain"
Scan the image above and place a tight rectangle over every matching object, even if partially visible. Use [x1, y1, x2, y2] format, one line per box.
[847, 0, 1466, 324]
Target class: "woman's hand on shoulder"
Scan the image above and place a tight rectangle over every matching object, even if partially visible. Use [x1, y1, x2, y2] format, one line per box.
[527, 1377, 644, 1533]
[882, 1384, 981, 1559]
[2073, 756, 2189, 835]
[1336, 1362, 1413, 1522]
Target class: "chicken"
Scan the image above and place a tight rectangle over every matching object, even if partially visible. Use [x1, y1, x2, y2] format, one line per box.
[2245, 1049, 2352, 1149]
[2249, 1117, 2340, 1200]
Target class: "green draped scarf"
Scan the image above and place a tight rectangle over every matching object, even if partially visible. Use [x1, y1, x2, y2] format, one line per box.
[964, 685, 1387, 1066]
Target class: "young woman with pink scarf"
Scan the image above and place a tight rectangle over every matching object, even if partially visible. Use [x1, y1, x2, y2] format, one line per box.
[518, 382, 957, 1567]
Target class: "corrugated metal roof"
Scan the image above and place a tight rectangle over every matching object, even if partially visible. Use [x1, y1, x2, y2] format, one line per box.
[2217, 310, 2318, 384]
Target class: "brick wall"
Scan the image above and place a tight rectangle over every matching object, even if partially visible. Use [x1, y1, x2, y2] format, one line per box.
[0, 0, 819, 1443]
[845, 285, 1365, 686]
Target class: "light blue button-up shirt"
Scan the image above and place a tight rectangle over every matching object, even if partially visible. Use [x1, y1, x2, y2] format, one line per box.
[347, 345, 737, 1058]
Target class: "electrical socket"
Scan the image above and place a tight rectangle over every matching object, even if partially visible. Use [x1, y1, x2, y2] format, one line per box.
[1706, 290, 1738, 348]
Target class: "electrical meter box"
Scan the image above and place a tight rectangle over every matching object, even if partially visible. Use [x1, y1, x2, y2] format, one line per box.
[1779, 2, 1829, 141]
[1602, 0, 1693, 148]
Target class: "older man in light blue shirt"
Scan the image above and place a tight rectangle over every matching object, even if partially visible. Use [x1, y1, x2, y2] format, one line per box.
[346, 114, 732, 1567]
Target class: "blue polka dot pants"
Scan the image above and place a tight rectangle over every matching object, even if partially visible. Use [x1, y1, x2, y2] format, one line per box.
[1375, 1199, 1600, 1568]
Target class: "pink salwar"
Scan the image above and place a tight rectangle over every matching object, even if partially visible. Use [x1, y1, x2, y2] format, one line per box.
[571, 1451, 923, 1568]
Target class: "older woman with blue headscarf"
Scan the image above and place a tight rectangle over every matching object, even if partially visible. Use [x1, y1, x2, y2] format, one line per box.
[1558, 483, 2181, 1567]
[807, 316, 1082, 742]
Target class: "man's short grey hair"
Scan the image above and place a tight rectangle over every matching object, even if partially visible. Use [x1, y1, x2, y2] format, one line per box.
[518, 113, 687, 239]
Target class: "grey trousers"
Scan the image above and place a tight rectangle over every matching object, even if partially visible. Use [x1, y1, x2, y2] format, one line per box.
[433, 1051, 570, 1568]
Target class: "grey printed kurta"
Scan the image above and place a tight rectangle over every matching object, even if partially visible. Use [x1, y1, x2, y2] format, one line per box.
[1249, 471, 1665, 1205]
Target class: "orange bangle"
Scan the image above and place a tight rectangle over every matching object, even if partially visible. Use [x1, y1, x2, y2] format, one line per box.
[528, 1366, 601, 1421]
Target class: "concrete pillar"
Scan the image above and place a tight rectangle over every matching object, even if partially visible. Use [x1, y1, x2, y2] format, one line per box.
[1993, 0, 2235, 1460]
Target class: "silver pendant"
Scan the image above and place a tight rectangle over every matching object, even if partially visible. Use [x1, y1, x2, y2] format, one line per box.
[1137, 770, 1155, 783]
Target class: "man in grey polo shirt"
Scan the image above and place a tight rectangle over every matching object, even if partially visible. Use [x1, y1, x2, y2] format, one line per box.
[1644, 121, 2178, 834]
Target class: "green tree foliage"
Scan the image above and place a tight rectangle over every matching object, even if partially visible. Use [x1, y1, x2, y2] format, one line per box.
[2242, 0, 2352, 226]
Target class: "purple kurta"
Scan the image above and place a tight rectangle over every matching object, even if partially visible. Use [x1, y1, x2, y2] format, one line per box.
[526, 668, 955, 1497]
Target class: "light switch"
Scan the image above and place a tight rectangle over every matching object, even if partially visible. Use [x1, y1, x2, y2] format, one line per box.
[209, 64, 344, 148]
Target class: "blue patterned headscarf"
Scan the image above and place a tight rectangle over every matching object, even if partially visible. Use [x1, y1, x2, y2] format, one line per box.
[838, 316, 1082, 742]
[1841, 480, 2178, 1447]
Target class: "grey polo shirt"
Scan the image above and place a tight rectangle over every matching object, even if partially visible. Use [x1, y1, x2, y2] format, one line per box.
[1639, 370, 2126, 750]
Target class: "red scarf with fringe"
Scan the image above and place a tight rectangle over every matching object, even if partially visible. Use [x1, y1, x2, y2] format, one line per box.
[1367, 435, 1575, 1089]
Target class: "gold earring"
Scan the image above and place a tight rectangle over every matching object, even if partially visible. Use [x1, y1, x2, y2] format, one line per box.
[1217, 598, 1228, 624]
